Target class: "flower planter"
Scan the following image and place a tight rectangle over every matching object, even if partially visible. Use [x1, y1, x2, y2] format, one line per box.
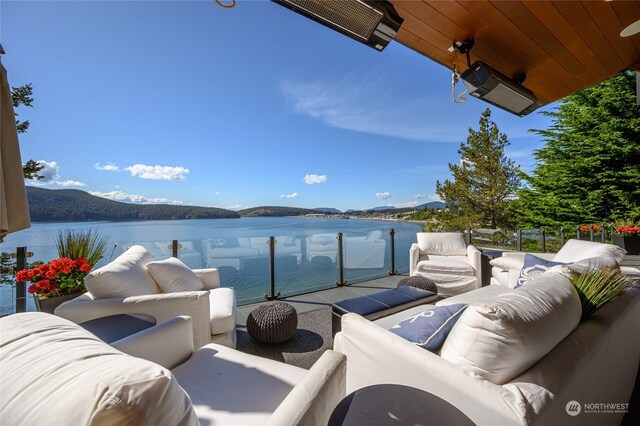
[612, 234, 640, 256]
[33, 292, 81, 314]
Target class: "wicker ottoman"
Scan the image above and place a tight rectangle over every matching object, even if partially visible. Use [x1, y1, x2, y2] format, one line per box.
[397, 276, 438, 294]
[247, 302, 298, 344]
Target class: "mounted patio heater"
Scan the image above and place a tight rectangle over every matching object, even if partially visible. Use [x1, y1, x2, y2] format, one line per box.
[273, 0, 403, 51]
[461, 61, 541, 117]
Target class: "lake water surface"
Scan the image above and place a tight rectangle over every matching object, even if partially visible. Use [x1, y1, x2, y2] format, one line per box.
[1, 217, 422, 314]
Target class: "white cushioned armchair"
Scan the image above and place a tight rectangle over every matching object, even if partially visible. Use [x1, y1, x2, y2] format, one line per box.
[1, 313, 346, 426]
[55, 245, 236, 349]
[410, 232, 482, 296]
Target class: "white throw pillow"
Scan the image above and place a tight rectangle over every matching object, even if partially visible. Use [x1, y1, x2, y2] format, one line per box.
[416, 232, 467, 256]
[84, 245, 159, 299]
[553, 239, 626, 263]
[147, 257, 204, 293]
[489, 256, 524, 271]
[0, 313, 196, 425]
[440, 272, 582, 384]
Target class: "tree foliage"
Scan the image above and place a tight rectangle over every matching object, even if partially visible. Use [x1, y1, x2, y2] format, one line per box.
[11, 83, 44, 180]
[517, 71, 640, 227]
[436, 108, 521, 230]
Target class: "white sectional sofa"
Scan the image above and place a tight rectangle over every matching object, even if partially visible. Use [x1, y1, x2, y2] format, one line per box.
[334, 272, 640, 425]
[490, 239, 631, 288]
[0, 313, 346, 426]
[55, 245, 237, 349]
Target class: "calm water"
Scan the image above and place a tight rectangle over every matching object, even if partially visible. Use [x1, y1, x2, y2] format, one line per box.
[1, 217, 421, 313]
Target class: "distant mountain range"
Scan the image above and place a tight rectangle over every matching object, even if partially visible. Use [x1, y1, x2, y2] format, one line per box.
[26, 187, 240, 222]
[367, 201, 446, 212]
[25, 187, 445, 222]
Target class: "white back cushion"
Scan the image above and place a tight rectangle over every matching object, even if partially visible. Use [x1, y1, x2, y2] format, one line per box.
[440, 273, 581, 384]
[147, 257, 204, 293]
[553, 239, 626, 263]
[417, 232, 467, 256]
[0, 313, 197, 425]
[85, 245, 159, 299]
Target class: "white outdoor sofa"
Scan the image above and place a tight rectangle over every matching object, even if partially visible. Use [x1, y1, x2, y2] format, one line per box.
[334, 272, 640, 425]
[0, 313, 346, 425]
[55, 245, 236, 349]
[490, 239, 638, 288]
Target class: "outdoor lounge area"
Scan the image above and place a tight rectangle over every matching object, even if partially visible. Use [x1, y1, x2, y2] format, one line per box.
[2, 0, 640, 425]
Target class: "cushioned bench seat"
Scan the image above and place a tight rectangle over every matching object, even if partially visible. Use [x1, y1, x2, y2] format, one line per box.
[332, 286, 439, 334]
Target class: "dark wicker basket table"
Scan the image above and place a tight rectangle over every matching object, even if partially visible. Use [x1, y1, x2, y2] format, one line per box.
[247, 302, 298, 344]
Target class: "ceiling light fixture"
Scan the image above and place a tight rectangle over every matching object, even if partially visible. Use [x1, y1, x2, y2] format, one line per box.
[272, 0, 403, 51]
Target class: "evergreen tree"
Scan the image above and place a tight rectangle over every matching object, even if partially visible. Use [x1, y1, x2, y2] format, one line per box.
[11, 83, 44, 180]
[518, 71, 640, 227]
[436, 108, 521, 230]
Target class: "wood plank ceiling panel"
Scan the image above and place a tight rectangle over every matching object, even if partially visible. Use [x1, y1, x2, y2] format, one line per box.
[389, 0, 640, 106]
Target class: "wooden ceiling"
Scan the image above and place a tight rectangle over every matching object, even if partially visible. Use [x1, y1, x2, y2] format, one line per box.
[389, 0, 640, 105]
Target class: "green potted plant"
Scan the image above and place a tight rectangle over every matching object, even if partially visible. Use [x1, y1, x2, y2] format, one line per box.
[612, 222, 640, 255]
[14, 230, 107, 314]
[570, 268, 631, 321]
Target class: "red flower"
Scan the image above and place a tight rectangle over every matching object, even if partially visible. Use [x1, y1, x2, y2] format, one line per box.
[79, 262, 92, 273]
[45, 269, 57, 280]
[15, 269, 31, 283]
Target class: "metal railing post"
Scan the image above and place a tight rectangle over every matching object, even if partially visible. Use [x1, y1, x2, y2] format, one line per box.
[590, 226, 594, 242]
[466, 228, 472, 245]
[541, 227, 546, 253]
[560, 226, 565, 247]
[576, 225, 580, 240]
[601, 224, 606, 243]
[336, 233, 347, 286]
[171, 240, 179, 258]
[516, 230, 522, 252]
[265, 236, 280, 300]
[16, 247, 27, 313]
[388, 228, 397, 276]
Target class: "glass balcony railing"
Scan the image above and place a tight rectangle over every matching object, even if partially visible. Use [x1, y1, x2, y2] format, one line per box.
[1, 223, 624, 316]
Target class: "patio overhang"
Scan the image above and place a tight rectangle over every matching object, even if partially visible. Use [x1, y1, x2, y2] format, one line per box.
[388, 0, 640, 106]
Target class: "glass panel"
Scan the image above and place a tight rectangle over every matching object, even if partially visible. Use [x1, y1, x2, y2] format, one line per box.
[344, 229, 389, 283]
[521, 229, 543, 253]
[276, 233, 336, 298]
[470, 229, 516, 250]
[0, 244, 58, 315]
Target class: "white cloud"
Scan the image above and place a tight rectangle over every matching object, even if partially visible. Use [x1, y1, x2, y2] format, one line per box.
[89, 190, 184, 205]
[27, 161, 86, 187]
[124, 164, 189, 181]
[214, 191, 220, 195]
[414, 194, 442, 202]
[280, 192, 300, 198]
[94, 162, 120, 171]
[225, 204, 245, 210]
[375, 192, 391, 199]
[303, 174, 327, 185]
[280, 75, 463, 143]
[55, 180, 87, 187]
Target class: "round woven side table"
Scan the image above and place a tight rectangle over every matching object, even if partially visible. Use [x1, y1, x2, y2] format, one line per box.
[397, 276, 438, 294]
[247, 302, 298, 344]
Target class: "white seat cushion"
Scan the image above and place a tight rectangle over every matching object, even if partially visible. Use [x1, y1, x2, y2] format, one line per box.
[553, 239, 627, 263]
[84, 245, 159, 299]
[417, 232, 467, 256]
[209, 287, 236, 335]
[146, 257, 205, 293]
[172, 343, 306, 425]
[436, 285, 511, 307]
[440, 273, 582, 384]
[417, 255, 474, 275]
[0, 313, 196, 425]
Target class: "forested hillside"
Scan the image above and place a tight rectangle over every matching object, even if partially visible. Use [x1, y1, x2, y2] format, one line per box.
[239, 206, 324, 217]
[27, 187, 240, 221]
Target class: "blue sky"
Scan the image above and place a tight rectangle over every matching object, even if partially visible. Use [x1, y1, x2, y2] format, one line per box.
[2, 0, 554, 211]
